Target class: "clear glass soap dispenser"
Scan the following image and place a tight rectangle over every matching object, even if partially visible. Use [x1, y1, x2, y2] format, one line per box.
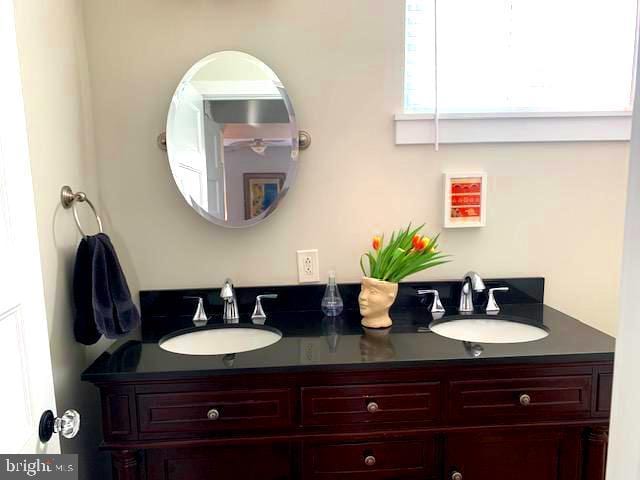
[321, 270, 344, 316]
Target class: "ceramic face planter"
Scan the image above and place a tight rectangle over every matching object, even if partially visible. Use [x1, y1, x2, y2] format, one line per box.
[359, 277, 399, 329]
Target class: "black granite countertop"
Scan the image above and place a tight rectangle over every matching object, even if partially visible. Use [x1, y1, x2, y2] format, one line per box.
[82, 303, 615, 383]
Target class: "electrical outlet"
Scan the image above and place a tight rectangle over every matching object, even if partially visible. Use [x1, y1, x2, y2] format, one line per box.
[297, 249, 320, 283]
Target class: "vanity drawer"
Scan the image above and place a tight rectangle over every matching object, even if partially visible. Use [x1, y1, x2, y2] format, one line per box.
[304, 438, 437, 480]
[594, 367, 614, 416]
[449, 374, 592, 422]
[137, 388, 292, 435]
[301, 382, 440, 426]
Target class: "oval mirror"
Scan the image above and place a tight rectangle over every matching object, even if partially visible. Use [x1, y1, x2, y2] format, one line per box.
[166, 51, 299, 227]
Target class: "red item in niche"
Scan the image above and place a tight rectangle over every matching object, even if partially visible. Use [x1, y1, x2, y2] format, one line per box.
[451, 206, 481, 218]
[451, 194, 481, 206]
[451, 181, 481, 195]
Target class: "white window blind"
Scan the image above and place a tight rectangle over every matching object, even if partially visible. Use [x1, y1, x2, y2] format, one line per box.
[405, 0, 638, 115]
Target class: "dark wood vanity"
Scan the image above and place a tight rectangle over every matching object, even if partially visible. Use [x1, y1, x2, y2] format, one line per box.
[83, 279, 615, 480]
[96, 359, 612, 480]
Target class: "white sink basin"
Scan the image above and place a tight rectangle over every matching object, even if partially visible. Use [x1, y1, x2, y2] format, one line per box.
[429, 316, 549, 344]
[159, 325, 282, 356]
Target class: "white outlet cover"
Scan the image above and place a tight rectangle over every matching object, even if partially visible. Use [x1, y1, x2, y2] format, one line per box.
[296, 249, 320, 283]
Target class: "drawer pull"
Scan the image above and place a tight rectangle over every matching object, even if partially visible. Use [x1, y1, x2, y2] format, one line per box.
[519, 394, 532, 406]
[364, 455, 376, 467]
[366, 401, 379, 413]
[452, 471, 463, 480]
[207, 408, 220, 420]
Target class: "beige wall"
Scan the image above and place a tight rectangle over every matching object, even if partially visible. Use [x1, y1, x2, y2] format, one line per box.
[82, 0, 628, 336]
[13, 0, 110, 476]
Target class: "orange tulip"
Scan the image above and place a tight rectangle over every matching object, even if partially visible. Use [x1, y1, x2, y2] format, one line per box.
[372, 236, 382, 251]
[413, 235, 429, 252]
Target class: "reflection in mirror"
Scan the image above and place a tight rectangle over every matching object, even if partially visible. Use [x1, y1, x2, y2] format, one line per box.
[166, 51, 299, 227]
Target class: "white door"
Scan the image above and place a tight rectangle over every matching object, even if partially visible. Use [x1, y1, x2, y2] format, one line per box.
[203, 106, 226, 220]
[0, 0, 60, 454]
[169, 83, 210, 210]
[168, 83, 227, 219]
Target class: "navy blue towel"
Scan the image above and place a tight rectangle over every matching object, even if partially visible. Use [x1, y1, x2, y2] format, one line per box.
[73, 233, 140, 345]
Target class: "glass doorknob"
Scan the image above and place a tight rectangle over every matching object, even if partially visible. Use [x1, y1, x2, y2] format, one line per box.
[39, 409, 80, 442]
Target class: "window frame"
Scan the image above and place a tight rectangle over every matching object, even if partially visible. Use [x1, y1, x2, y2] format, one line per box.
[398, 1, 639, 145]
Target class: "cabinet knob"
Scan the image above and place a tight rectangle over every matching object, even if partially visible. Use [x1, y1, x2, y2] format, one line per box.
[364, 455, 376, 467]
[366, 401, 379, 413]
[519, 393, 532, 406]
[452, 471, 463, 480]
[207, 408, 220, 420]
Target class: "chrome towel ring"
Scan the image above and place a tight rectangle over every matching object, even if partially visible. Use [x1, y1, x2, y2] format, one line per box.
[60, 185, 103, 238]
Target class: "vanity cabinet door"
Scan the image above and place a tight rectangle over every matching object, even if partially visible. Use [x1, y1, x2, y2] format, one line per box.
[146, 443, 295, 480]
[444, 428, 582, 480]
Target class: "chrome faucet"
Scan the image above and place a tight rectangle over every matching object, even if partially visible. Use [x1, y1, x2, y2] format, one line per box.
[459, 271, 486, 313]
[220, 278, 239, 323]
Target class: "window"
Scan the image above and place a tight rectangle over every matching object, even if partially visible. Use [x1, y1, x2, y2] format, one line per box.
[398, 0, 638, 144]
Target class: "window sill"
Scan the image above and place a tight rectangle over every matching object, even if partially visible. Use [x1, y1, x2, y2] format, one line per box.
[394, 111, 632, 145]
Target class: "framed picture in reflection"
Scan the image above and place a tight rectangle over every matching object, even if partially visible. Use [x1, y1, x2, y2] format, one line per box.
[244, 173, 286, 220]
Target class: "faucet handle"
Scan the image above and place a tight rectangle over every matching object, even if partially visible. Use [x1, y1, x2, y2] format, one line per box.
[417, 289, 445, 314]
[486, 287, 509, 314]
[183, 296, 209, 326]
[252, 294, 278, 323]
